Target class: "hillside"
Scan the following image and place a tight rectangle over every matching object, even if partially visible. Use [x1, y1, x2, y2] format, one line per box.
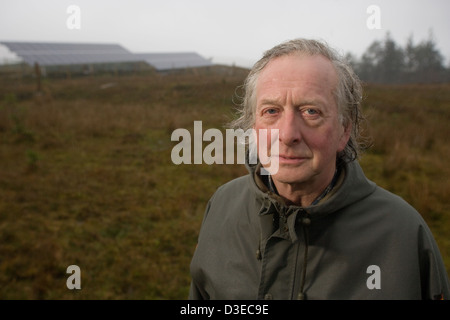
[0, 70, 449, 299]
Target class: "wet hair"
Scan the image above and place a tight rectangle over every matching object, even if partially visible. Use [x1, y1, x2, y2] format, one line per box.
[230, 38, 369, 163]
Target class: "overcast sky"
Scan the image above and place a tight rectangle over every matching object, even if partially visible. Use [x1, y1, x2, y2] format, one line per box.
[0, 0, 449, 67]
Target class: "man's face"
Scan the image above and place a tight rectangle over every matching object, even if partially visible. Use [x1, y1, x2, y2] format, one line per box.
[254, 54, 350, 191]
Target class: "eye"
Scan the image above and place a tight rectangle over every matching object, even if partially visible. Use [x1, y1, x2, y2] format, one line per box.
[263, 108, 279, 115]
[305, 108, 318, 115]
[302, 108, 321, 118]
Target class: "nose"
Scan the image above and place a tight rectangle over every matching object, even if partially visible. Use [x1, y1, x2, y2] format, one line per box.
[279, 110, 302, 146]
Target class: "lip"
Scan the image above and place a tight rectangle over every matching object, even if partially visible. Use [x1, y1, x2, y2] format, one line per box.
[274, 154, 309, 165]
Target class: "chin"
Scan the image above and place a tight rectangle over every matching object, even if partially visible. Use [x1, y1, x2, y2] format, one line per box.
[271, 168, 311, 185]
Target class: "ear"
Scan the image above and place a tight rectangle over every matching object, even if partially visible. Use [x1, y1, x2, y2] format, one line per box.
[337, 121, 352, 152]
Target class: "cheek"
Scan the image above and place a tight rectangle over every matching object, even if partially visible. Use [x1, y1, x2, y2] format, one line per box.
[253, 124, 279, 154]
[254, 128, 272, 150]
[306, 126, 342, 155]
[253, 121, 271, 142]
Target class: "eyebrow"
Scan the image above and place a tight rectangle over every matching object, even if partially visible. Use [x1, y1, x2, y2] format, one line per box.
[257, 98, 324, 108]
[258, 98, 281, 107]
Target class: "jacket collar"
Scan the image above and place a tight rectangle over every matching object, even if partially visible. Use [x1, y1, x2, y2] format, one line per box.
[246, 158, 377, 221]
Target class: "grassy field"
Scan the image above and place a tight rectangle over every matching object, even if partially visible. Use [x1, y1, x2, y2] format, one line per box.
[0, 68, 449, 299]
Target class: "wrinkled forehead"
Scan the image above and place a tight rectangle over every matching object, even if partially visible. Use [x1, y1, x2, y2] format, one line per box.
[257, 53, 338, 91]
[254, 54, 339, 107]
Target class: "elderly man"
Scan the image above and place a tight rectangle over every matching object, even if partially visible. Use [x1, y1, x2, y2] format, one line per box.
[189, 39, 450, 300]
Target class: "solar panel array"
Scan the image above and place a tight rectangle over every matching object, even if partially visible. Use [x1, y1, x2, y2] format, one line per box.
[0, 41, 140, 66]
[0, 41, 212, 71]
[135, 52, 212, 71]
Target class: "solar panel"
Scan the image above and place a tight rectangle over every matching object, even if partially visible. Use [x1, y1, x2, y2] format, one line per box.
[0, 41, 213, 70]
[2, 41, 131, 55]
[135, 52, 212, 71]
[1, 41, 139, 66]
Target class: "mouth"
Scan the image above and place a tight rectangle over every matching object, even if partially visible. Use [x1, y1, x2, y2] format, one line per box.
[273, 154, 309, 165]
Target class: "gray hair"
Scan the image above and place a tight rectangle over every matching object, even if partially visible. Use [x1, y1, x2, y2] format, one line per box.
[230, 38, 368, 163]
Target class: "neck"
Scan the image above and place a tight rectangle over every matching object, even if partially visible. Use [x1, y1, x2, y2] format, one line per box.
[274, 182, 325, 207]
[271, 166, 338, 207]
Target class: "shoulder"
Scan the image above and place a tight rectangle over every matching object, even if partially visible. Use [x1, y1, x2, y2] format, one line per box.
[371, 186, 419, 214]
[202, 174, 259, 224]
[366, 185, 428, 229]
[210, 174, 252, 204]
[344, 161, 425, 226]
[217, 174, 249, 189]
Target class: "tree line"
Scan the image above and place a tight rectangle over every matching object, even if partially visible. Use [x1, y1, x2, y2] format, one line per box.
[346, 32, 450, 84]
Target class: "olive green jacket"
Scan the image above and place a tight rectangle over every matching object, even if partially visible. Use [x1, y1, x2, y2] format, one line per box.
[189, 160, 450, 300]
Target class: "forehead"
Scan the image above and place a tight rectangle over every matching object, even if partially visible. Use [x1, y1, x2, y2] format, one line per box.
[256, 54, 338, 100]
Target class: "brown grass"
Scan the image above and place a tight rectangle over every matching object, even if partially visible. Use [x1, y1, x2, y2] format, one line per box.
[0, 71, 448, 299]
